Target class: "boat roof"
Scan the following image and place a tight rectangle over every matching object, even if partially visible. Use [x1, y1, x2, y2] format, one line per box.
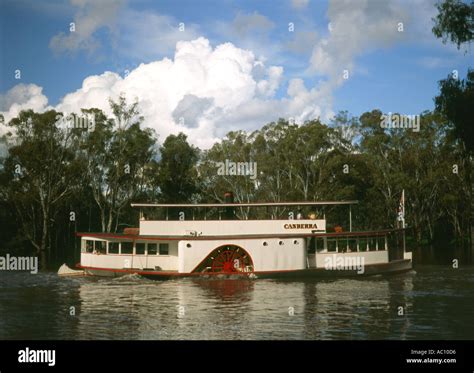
[77, 228, 401, 241]
[131, 201, 358, 208]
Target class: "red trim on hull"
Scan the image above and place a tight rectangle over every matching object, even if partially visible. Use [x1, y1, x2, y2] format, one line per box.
[77, 259, 412, 278]
[78, 264, 301, 277]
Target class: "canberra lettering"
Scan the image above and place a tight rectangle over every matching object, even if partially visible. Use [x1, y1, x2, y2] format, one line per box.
[283, 223, 319, 230]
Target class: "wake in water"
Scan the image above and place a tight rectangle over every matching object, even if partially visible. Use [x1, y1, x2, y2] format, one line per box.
[109, 273, 152, 283]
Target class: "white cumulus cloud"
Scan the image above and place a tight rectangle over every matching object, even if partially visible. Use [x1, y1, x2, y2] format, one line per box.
[1, 37, 334, 148]
[49, 37, 324, 148]
[9, 0, 440, 147]
[1, 36, 341, 148]
[0, 84, 50, 134]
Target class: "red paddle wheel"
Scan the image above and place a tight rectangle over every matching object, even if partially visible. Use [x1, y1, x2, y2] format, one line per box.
[192, 245, 254, 274]
[211, 249, 247, 273]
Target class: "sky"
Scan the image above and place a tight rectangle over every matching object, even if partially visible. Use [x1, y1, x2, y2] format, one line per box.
[0, 0, 472, 148]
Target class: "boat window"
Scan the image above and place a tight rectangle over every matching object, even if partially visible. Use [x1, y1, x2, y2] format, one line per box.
[136, 243, 145, 255]
[121, 242, 133, 254]
[377, 236, 386, 251]
[368, 238, 377, 251]
[387, 233, 399, 255]
[338, 238, 348, 253]
[327, 239, 337, 252]
[316, 238, 325, 252]
[109, 242, 119, 254]
[159, 243, 169, 255]
[348, 239, 357, 252]
[95, 241, 106, 254]
[85, 240, 94, 253]
[307, 237, 316, 253]
[148, 243, 157, 255]
[358, 238, 368, 251]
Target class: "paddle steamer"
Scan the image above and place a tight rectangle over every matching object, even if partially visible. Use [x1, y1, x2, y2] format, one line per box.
[75, 193, 412, 279]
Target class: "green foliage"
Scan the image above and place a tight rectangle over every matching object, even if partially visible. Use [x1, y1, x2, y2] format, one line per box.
[0, 110, 85, 267]
[79, 96, 157, 232]
[435, 69, 474, 155]
[432, 0, 474, 49]
[157, 132, 199, 203]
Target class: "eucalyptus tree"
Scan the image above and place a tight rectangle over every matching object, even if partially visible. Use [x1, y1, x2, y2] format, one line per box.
[357, 109, 464, 243]
[433, 0, 474, 248]
[433, 115, 470, 242]
[250, 119, 296, 206]
[157, 132, 200, 204]
[199, 130, 256, 218]
[394, 112, 449, 242]
[432, 0, 474, 50]
[79, 95, 157, 233]
[358, 110, 398, 226]
[0, 110, 84, 268]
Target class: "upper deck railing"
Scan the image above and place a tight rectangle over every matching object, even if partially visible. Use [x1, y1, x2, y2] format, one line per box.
[131, 200, 358, 233]
[131, 201, 358, 208]
[131, 200, 358, 230]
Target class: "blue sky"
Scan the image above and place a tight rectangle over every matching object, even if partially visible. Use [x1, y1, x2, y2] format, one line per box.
[0, 0, 472, 147]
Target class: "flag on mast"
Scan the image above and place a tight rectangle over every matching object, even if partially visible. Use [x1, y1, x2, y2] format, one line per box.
[397, 189, 405, 227]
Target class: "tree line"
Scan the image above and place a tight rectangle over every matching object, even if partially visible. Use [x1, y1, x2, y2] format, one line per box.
[0, 93, 472, 268]
[0, 0, 472, 268]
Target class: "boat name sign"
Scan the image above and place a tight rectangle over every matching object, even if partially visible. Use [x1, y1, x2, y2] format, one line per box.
[283, 223, 319, 230]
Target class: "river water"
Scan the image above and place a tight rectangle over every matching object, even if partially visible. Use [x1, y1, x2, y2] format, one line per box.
[1, 265, 474, 340]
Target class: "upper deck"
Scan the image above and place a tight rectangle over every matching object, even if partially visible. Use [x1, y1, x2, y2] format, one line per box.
[138, 218, 326, 236]
[131, 200, 357, 237]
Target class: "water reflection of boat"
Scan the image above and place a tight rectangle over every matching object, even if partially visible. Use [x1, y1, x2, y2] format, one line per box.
[189, 278, 255, 299]
[74, 193, 412, 279]
[71, 271, 417, 339]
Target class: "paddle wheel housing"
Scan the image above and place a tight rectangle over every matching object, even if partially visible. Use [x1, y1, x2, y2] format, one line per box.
[192, 244, 254, 273]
